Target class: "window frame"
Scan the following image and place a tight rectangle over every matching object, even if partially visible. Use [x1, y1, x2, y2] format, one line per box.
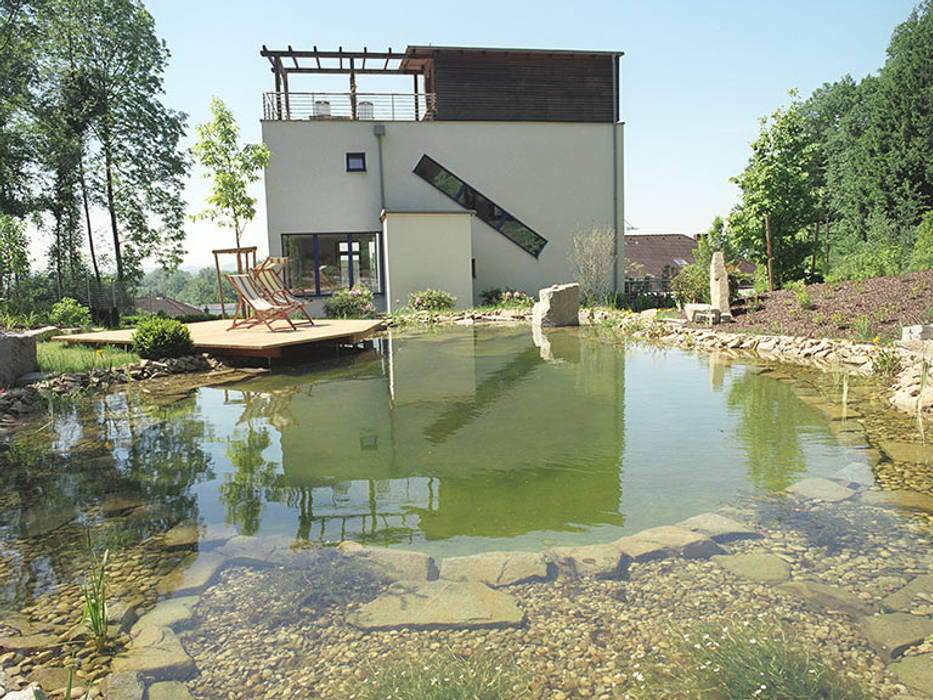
[346, 152, 367, 172]
[280, 231, 384, 296]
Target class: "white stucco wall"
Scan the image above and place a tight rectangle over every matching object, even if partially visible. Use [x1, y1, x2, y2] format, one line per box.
[262, 119, 624, 303]
[382, 211, 473, 312]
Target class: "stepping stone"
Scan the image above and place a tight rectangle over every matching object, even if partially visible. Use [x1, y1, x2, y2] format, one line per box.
[148, 681, 195, 700]
[100, 494, 145, 516]
[0, 632, 59, 652]
[163, 522, 238, 549]
[157, 552, 225, 596]
[19, 505, 75, 538]
[336, 541, 435, 582]
[860, 613, 933, 660]
[787, 478, 856, 503]
[776, 581, 873, 617]
[27, 666, 71, 690]
[883, 574, 933, 613]
[439, 551, 549, 587]
[886, 653, 933, 696]
[111, 626, 196, 681]
[347, 581, 524, 630]
[547, 543, 630, 579]
[676, 512, 759, 542]
[614, 526, 724, 561]
[813, 403, 863, 421]
[100, 671, 145, 700]
[130, 596, 199, 638]
[833, 462, 876, 487]
[713, 553, 791, 585]
[217, 535, 318, 568]
[880, 441, 933, 465]
[861, 489, 933, 513]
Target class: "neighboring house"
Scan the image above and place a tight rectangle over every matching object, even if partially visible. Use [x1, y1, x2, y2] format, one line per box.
[624, 233, 755, 292]
[260, 45, 625, 311]
[135, 296, 202, 318]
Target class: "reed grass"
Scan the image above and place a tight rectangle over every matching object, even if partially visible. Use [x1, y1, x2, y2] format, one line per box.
[37, 341, 138, 375]
[82, 546, 110, 652]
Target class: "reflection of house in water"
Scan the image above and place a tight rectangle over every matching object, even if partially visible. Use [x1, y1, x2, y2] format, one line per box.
[262, 327, 626, 545]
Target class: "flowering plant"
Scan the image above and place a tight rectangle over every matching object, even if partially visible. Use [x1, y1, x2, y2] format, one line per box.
[323, 286, 377, 318]
[408, 288, 456, 312]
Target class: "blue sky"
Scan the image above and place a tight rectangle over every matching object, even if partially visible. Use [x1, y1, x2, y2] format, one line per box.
[140, 0, 917, 268]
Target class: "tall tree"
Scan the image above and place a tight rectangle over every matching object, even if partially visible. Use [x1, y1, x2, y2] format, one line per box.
[0, 214, 30, 299]
[191, 98, 271, 258]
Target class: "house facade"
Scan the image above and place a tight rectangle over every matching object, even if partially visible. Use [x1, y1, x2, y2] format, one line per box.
[260, 45, 625, 311]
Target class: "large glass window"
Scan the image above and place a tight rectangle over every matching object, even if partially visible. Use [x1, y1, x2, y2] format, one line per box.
[281, 232, 383, 296]
[412, 154, 548, 257]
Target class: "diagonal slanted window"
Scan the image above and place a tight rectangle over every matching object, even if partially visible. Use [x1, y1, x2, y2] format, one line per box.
[413, 154, 547, 257]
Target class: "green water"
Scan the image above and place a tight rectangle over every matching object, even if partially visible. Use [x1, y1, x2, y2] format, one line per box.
[1, 326, 862, 563]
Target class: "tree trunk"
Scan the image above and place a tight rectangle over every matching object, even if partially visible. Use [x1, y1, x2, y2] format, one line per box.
[103, 140, 124, 297]
[79, 156, 103, 294]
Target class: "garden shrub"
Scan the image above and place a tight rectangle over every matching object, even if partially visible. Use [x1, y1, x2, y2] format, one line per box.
[830, 243, 901, 281]
[408, 288, 456, 312]
[499, 289, 533, 308]
[670, 263, 708, 306]
[480, 288, 503, 306]
[323, 286, 376, 318]
[131, 316, 194, 359]
[49, 297, 92, 329]
[910, 211, 933, 270]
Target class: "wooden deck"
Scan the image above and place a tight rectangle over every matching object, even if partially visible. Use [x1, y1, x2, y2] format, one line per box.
[52, 318, 385, 358]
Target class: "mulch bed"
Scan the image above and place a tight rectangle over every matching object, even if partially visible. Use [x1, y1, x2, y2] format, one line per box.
[706, 270, 933, 341]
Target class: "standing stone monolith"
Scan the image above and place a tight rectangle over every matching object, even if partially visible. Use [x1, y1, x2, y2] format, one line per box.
[710, 252, 730, 318]
[532, 283, 580, 327]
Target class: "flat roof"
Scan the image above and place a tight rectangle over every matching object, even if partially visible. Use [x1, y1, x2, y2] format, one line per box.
[405, 45, 623, 58]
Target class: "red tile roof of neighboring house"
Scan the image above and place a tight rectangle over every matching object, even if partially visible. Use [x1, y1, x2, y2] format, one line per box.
[135, 296, 203, 317]
[625, 234, 756, 278]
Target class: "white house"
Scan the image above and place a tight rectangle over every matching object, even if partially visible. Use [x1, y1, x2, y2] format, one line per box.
[260, 45, 625, 311]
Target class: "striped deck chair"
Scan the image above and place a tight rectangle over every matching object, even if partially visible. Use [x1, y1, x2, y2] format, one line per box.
[225, 273, 300, 332]
[253, 257, 315, 326]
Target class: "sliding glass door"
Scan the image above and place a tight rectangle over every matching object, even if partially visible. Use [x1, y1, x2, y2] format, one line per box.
[282, 232, 383, 296]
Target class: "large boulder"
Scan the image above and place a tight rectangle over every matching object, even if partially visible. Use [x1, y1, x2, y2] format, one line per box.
[0, 332, 38, 388]
[709, 251, 730, 316]
[532, 283, 580, 327]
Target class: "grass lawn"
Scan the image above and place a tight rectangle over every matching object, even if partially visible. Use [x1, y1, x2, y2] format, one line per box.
[37, 341, 139, 375]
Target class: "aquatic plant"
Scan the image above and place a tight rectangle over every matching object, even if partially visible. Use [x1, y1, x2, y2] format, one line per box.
[871, 340, 897, 379]
[353, 648, 529, 700]
[631, 620, 869, 699]
[81, 545, 110, 652]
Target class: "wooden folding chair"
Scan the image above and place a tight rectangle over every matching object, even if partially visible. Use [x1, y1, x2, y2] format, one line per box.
[225, 273, 300, 332]
[253, 257, 315, 325]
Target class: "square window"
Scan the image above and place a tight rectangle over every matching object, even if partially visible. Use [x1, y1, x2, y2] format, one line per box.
[346, 152, 366, 172]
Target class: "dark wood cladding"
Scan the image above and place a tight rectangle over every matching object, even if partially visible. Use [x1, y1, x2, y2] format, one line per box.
[431, 53, 616, 122]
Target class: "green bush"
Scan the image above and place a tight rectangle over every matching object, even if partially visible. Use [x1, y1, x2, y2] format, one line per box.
[830, 243, 901, 281]
[480, 288, 503, 306]
[670, 263, 708, 306]
[131, 316, 193, 359]
[323, 287, 376, 318]
[910, 211, 933, 270]
[408, 288, 457, 312]
[49, 297, 92, 329]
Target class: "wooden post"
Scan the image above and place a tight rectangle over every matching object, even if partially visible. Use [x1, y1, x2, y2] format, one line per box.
[349, 57, 357, 120]
[824, 213, 830, 272]
[214, 250, 226, 319]
[811, 219, 820, 277]
[765, 214, 774, 292]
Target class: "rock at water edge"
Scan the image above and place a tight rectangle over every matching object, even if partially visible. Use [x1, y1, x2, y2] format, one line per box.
[156, 552, 225, 597]
[883, 574, 933, 613]
[148, 680, 196, 700]
[676, 512, 759, 543]
[130, 596, 200, 638]
[861, 489, 933, 513]
[776, 581, 873, 618]
[336, 541, 435, 581]
[860, 613, 933, 660]
[347, 581, 524, 630]
[439, 551, 549, 587]
[532, 283, 580, 328]
[787, 478, 856, 503]
[99, 671, 145, 700]
[0, 332, 38, 388]
[547, 543, 630, 579]
[615, 526, 724, 561]
[886, 653, 933, 695]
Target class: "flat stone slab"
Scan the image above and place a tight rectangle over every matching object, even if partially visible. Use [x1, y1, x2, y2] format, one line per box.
[880, 441, 933, 465]
[776, 581, 873, 617]
[547, 543, 630, 579]
[0, 632, 59, 652]
[163, 521, 238, 549]
[614, 526, 724, 561]
[813, 403, 863, 421]
[676, 512, 759, 542]
[100, 494, 146, 516]
[217, 535, 317, 568]
[713, 553, 791, 584]
[860, 613, 933, 660]
[148, 681, 195, 700]
[883, 574, 933, 613]
[861, 489, 933, 513]
[787, 478, 856, 503]
[99, 671, 145, 700]
[336, 541, 435, 581]
[111, 626, 196, 681]
[157, 552, 225, 596]
[19, 505, 76, 538]
[347, 581, 524, 630]
[833, 462, 876, 487]
[130, 596, 199, 638]
[887, 653, 933, 695]
[439, 551, 549, 586]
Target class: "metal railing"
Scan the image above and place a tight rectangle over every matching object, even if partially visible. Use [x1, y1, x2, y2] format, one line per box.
[263, 92, 437, 121]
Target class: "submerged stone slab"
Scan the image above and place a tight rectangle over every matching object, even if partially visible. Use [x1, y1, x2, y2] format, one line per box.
[883, 574, 933, 613]
[615, 526, 724, 561]
[337, 541, 435, 582]
[861, 489, 933, 513]
[776, 581, 873, 618]
[0, 632, 59, 652]
[19, 504, 75, 538]
[787, 478, 856, 503]
[163, 521, 238, 550]
[713, 553, 791, 585]
[880, 441, 933, 465]
[860, 613, 933, 660]
[676, 512, 759, 542]
[99, 671, 145, 700]
[130, 596, 199, 638]
[100, 494, 146, 517]
[547, 543, 630, 579]
[887, 653, 933, 695]
[147, 680, 195, 700]
[217, 535, 316, 568]
[833, 462, 876, 487]
[156, 552, 224, 596]
[439, 551, 549, 587]
[111, 626, 196, 681]
[347, 581, 524, 630]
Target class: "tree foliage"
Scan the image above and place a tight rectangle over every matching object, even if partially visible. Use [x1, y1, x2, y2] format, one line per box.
[0, 213, 30, 297]
[191, 98, 270, 251]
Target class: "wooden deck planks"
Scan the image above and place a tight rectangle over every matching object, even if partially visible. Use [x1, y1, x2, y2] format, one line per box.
[51, 319, 385, 358]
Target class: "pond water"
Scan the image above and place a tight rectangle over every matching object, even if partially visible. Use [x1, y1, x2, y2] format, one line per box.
[2, 325, 931, 699]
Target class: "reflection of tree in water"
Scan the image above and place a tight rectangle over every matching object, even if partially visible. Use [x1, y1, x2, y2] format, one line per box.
[220, 424, 287, 536]
[727, 370, 810, 492]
